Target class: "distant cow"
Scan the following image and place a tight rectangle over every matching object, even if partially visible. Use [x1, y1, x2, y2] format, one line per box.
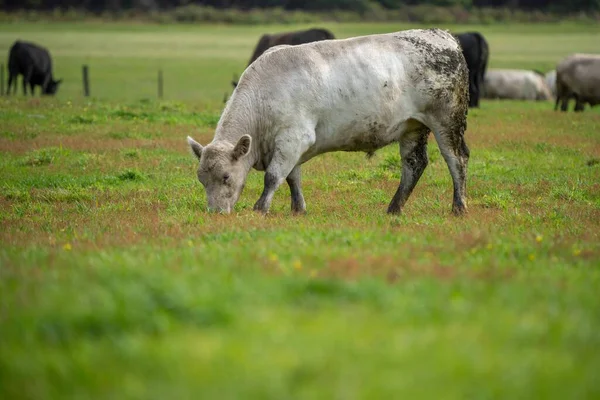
[7, 40, 62, 96]
[189, 29, 470, 216]
[455, 32, 489, 108]
[483, 69, 552, 101]
[555, 54, 600, 112]
[231, 28, 335, 88]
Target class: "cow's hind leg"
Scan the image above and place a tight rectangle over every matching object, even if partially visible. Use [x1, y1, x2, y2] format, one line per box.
[7, 73, 14, 95]
[431, 123, 470, 216]
[388, 128, 429, 214]
[286, 165, 306, 214]
[560, 97, 569, 112]
[574, 95, 585, 112]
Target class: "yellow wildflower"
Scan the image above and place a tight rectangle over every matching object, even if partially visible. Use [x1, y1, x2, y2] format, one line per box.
[535, 235, 543, 243]
[63, 243, 72, 251]
[293, 260, 302, 271]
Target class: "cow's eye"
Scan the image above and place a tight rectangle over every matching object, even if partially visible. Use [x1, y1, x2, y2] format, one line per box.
[223, 174, 230, 184]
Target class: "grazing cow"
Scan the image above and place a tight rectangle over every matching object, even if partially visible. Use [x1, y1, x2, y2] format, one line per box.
[188, 29, 470, 216]
[455, 32, 489, 108]
[231, 28, 335, 88]
[555, 54, 600, 112]
[7, 40, 62, 96]
[483, 69, 552, 101]
[545, 70, 557, 98]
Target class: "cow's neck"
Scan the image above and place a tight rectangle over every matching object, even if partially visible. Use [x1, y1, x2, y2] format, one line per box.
[214, 93, 262, 170]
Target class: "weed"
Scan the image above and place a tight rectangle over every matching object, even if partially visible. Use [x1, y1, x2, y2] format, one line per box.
[69, 115, 95, 124]
[20, 147, 70, 167]
[379, 153, 400, 172]
[117, 169, 145, 182]
[122, 149, 140, 158]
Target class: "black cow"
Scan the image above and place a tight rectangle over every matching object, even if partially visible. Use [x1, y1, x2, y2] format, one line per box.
[7, 40, 62, 96]
[231, 28, 335, 88]
[455, 32, 489, 108]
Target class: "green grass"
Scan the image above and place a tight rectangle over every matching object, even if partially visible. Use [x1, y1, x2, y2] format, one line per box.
[1, 22, 600, 399]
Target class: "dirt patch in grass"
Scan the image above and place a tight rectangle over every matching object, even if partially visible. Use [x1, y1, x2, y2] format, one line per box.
[0, 127, 215, 155]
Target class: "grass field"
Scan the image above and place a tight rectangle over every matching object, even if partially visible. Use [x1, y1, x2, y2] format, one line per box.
[1, 22, 600, 399]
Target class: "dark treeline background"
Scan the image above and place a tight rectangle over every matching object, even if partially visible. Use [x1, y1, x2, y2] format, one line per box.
[2, 0, 599, 13]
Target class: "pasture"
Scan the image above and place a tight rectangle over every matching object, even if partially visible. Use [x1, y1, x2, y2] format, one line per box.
[1, 22, 600, 398]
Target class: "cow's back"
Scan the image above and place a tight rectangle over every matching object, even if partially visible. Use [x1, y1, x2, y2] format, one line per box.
[484, 69, 549, 100]
[557, 54, 600, 102]
[247, 28, 335, 66]
[231, 29, 467, 157]
[8, 40, 52, 75]
[242, 30, 464, 114]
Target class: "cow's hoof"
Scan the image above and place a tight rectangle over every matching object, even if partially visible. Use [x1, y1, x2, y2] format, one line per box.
[452, 205, 468, 216]
[387, 205, 402, 215]
[254, 204, 269, 214]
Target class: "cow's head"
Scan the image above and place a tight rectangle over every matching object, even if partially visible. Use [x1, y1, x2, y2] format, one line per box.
[187, 135, 252, 213]
[44, 79, 62, 95]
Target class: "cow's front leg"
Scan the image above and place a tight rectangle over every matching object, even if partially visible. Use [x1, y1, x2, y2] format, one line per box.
[41, 75, 51, 94]
[254, 160, 301, 214]
[23, 67, 33, 96]
[253, 134, 312, 214]
[286, 165, 306, 214]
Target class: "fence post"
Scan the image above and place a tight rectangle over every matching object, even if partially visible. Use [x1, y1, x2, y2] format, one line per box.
[0, 64, 4, 96]
[82, 65, 90, 97]
[158, 69, 163, 99]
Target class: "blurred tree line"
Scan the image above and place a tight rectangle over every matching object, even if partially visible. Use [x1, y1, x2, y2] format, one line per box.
[2, 0, 599, 13]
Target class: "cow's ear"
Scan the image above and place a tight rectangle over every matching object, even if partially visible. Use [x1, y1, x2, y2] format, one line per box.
[232, 135, 251, 161]
[187, 136, 203, 161]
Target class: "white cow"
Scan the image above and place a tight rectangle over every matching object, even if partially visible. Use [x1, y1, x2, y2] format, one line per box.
[483, 69, 552, 101]
[555, 54, 600, 112]
[187, 29, 470, 215]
